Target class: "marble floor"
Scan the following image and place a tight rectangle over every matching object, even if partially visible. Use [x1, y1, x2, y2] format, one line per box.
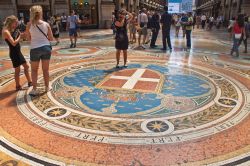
[0, 28, 250, 166]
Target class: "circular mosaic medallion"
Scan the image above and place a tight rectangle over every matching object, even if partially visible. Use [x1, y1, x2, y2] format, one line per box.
[16, 60, 250, 145]
[52, 46, 102, 58]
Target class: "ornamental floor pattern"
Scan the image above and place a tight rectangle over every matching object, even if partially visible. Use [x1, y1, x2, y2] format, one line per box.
[0, 28, 250, 166]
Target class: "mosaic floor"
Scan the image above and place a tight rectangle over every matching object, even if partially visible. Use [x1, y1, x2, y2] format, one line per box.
[0, 29, 250, 165]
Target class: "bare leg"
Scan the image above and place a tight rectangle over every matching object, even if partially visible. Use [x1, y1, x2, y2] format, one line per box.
[41, 59, 50, 90]
[123, 50, 127, 66]
[138, 33, 141, 46]
[116, 49, 121, 66]
[31, 61, 40, 90]
[14, 66, 21, 87]
[142, 34, 147, 44]
[74, 36, 77, 46]
[22, 63, 32, 83]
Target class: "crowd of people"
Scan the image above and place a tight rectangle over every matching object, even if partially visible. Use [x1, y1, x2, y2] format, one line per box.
[1, 5, 250, 94]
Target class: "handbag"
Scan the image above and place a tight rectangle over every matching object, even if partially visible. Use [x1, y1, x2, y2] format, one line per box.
[36, 25, 52, 49]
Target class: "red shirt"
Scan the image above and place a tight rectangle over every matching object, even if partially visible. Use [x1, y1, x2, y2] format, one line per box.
[233, 23, 242, 34]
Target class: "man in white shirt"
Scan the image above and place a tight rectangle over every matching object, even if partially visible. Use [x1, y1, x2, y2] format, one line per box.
[201, 14, 206, 29]
[137, 8, 148, 48]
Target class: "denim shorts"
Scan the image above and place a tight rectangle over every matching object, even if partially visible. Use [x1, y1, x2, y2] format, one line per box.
[30, 45, 51, 61]
[69, 28, 77, 37]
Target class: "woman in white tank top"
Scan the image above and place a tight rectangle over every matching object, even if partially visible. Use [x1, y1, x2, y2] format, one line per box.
[25, 5, 53, 96]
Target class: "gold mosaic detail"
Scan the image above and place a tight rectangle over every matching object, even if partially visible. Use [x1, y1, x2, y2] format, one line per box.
[31, 93, 56, 111]
[217, 79, 238, 100]
[60, 113, 143, 133]
[170, 104, 232, 130]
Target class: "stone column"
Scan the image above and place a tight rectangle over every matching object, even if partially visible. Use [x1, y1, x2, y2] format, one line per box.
[100, 0, 115, 28]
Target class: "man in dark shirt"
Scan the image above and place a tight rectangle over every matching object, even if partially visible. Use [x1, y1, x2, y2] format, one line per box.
[150, 11, 160, 48]
[160, 6, 172, 51]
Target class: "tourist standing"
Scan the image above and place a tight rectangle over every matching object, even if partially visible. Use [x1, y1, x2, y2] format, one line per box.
[150, 11, 160, 48]
[230, 15, 246, 57]
[239, 16, 249, 53]
[160, 6, 172, 51]
[25, 5, 53, 96]
[61, 13, 67, 31]
[2, 15, 32, 91]
[115, 9, 132, 68]
[137, 8, 148, 48]
[196, 15, 201, 29]
[51, 15, 60, 45]
[67, 10, 79, 48]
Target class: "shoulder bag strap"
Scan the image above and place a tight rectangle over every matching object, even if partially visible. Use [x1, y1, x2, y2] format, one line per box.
[36, 24, 49, 40]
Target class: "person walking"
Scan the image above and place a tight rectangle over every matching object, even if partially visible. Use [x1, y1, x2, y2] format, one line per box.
[181, 13, 188, 38]
[160, 6, 172, 51]
[184, 12, 193, 50]
[115, 9, 132, 68]
[239, 16, 249, 53]
[201, 14, 206, 29]
[175, 15, 181, 37]
[2, 15, 32, 91]
[129, 12, 137, 43]
[67, 10, 79, 48]
[150, 11, 160, 48]
[25, 5, 53, 96]
[230, 15, 246, 57]
[51, 15, 60, 45]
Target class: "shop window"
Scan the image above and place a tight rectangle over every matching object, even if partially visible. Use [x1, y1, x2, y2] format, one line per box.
[72, 0, 98, 26]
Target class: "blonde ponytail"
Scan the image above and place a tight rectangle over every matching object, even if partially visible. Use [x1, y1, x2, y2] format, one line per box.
[30, 5, 43, 25]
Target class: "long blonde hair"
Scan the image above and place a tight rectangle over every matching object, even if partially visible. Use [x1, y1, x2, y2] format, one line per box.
[30, 5, 43, 24]
[3, 15, 18, 31]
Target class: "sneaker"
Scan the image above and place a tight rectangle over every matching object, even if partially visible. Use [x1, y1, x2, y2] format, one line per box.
[123, 65, 128, 68]
[29, 89, 39, 96]
[73, 44, 76, 48]
[70, 43, 74, 48]
[115, 65, 119, 69]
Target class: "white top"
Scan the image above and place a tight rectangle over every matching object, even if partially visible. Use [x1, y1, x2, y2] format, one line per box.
[61, 15, 67, 22]
[138, 13, 148, 24]
[29, 21, 50, 49]
[201, 15, 206, 21]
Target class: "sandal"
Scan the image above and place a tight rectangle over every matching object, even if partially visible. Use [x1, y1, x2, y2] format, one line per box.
[28, 82, 32, 87]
